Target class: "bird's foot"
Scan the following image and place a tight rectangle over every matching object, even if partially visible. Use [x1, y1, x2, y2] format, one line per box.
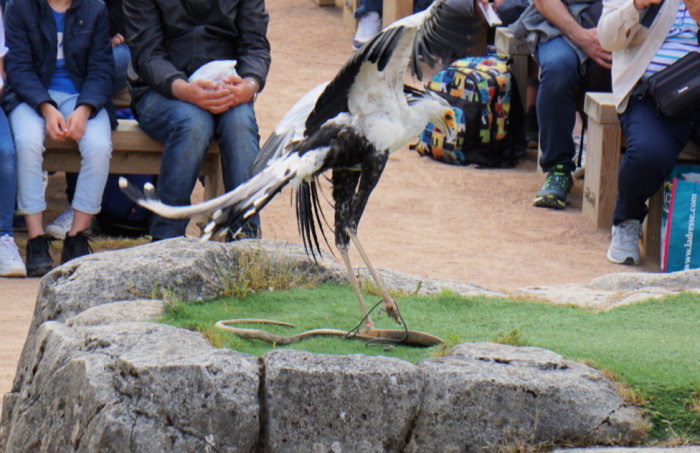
[382, 299, 402, 325]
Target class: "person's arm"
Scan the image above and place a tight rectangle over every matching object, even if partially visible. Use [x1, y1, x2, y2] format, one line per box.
[3, 1, 54, 112]
[533, 0, 612, 68]
[73, 3, 114, 121]
[123, 0, 188, 98]
[0, 8, 5, 95]
[684, 0, 700, 23]
[597, 0, 653, 51]
[232, 0, 271, 93]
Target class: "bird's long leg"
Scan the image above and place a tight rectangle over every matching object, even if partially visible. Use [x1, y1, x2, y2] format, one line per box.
[343, 148, 402, 325]
[332, 168, 379, 330]
[345, 228, 401, 325]
[337, 244, 376, 331]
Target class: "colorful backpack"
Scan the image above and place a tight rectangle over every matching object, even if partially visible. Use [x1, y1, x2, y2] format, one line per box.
[415, 55, 525, 167]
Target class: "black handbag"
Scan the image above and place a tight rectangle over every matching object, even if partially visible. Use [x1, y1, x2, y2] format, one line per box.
[647, 51, 700, 120]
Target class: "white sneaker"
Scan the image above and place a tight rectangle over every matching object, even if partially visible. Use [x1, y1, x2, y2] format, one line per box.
[0, 234, 27, 277]
[46, 206, 74, 239]
[353, 11, 382, 51]
[607, 219, 642, 265]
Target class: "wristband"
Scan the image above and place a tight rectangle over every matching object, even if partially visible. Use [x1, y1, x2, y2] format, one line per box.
[244, 79, 259, 102]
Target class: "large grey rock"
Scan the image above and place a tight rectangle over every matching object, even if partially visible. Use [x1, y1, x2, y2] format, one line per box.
[0, 322, 260, 453]
[406, 343, 646, 452]
[588, 269, 700, 291]
[66, 299, 165, 327]
[27, 238, 338, 341]
[263, 350, 423, 453]
[1, 238, 654, 452]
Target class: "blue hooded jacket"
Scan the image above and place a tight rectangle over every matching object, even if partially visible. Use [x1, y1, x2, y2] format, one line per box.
[1, 0, 115, 127]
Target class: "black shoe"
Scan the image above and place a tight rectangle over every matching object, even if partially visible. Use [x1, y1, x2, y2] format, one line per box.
[533, 165, 574, 210]
[61, 231, 93, 264]
[26, 235, 54, 277]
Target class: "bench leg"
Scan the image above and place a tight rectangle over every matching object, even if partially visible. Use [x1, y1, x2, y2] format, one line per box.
[643, 187, 664, 263]
[203, 166, 225, 201]
[343, 0, 359, 31]
[582, 118, 622, 230]
[382, 0, 413, 28]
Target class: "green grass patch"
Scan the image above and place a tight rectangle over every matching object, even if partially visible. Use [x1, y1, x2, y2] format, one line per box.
[159, 283, 700, 444]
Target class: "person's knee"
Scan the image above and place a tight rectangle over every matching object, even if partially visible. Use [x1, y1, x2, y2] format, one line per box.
[539, 61, 579, 94]
[169, 111, 215, 147]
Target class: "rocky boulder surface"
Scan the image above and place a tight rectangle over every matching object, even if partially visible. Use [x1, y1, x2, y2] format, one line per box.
[0, 238, 651, 452]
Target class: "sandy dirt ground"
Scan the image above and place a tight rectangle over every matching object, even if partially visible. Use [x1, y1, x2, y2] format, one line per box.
[0, 0, 658, 401]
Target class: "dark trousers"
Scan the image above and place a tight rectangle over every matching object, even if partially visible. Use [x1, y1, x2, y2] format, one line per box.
[615, 94, 700, 225]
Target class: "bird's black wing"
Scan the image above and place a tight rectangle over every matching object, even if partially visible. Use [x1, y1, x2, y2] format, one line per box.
[409, 0, 484, 80]
[304, 25, 407, 137]
[249, 82, 329, 177]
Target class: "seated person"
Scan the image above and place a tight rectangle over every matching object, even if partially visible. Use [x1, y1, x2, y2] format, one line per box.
[2, 0, 115, 277]
[598, 0, 700, 265]
[46, 0, 131, 240]
[510, 0, 612, 209]
[0, 6, 26, 278]
[123, 0, 271, 241]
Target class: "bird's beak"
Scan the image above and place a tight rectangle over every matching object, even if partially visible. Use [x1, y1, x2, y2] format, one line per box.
[443, 108, 458, 143]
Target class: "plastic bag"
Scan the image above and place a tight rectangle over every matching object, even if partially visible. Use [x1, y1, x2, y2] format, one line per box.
[188, 60, 238, 83]
[661, 164, 700, 272]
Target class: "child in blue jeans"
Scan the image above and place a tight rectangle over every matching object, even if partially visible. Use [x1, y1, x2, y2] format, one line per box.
[0, 6, 26, 278]
[2, 0, 115, 277]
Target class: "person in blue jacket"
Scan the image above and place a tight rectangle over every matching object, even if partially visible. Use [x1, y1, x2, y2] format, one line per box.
[2, 0, 115, 277]
[0, 5, 27, 278]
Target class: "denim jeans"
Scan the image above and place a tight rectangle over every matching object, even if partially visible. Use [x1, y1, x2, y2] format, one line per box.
[133, 90, 261, 239]
[10, 90, 112, 215]
[535, 36, 582, 174]
[112, 43, 130, 93]
[0, 109, 16, 236]
[615, 94, 700, 225]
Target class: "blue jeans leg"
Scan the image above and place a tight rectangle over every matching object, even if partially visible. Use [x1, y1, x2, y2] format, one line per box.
[112, 43, 130, 93]
[536, 36, 582, 173]
[0, 109, 16, 236]
[216, 103, 261, 235]
[134, 90, 215, 239]
[615, 95, 700, 225]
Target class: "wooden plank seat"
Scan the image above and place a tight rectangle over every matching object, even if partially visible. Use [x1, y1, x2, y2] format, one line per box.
[583, 91, 700, 262]
[43, 119, 224, 202]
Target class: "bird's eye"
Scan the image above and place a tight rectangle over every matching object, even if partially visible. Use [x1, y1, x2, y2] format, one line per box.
[445, 113, 453, 121]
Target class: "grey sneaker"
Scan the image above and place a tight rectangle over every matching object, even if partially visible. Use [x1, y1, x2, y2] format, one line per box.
[607, 220, 642, 265]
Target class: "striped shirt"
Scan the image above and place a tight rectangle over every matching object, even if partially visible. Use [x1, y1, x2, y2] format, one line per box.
[642, 0, 700, 80]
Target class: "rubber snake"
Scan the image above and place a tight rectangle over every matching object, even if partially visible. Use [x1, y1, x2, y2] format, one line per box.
[214, 319, 444, 347]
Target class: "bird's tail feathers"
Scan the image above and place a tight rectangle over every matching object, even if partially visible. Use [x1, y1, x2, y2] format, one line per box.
[118, 154, 300, 233]
[295, 178, 333, 262]
[202, 167, 296, 241]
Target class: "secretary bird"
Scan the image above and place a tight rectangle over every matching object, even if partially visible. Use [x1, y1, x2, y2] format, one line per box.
[120, 0, 482, 341]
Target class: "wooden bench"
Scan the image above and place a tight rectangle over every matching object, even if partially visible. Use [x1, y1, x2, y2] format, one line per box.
[583, 91, 700, 261]
[43, 119, 224, 202]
